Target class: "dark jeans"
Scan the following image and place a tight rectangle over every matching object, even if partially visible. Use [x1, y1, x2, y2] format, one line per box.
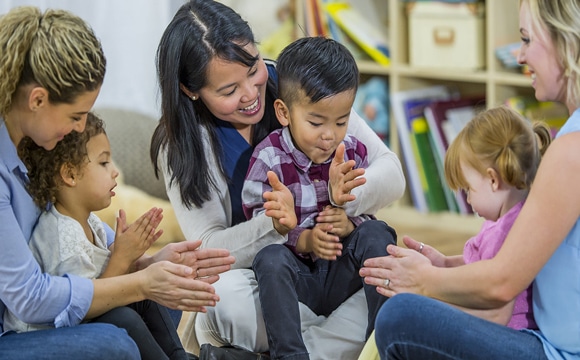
[92, 300, 188, 360]
[253, 220, 397, 360]
[375, 293, 548, 360]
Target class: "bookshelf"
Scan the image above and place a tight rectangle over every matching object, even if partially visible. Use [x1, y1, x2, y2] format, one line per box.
[312, 0, 532, 235]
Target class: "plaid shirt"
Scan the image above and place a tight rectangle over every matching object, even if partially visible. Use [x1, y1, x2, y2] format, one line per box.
[242, 127, 373, 259]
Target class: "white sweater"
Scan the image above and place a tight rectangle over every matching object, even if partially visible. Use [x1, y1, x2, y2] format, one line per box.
[161, 110, 405, 269]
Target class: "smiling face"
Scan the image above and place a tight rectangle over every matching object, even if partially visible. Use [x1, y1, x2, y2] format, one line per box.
[196, 43, 268, 140]
[518, 1, 566, 104]
[275, 89, 355, 164]
[72, 133, 119, 213]
[19, 87, 101, 151]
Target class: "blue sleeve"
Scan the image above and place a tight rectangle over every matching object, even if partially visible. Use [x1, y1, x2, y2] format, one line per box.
[104, 222, 115, 247]
[266, 60, 278, 86]
[0, 164, 93, 331]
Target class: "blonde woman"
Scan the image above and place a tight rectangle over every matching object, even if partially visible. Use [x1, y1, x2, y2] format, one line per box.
[361, 0, 580, 358]
[0, 7, 233, 359]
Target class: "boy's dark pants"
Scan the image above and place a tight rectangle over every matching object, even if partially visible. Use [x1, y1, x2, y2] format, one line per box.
[253, 220, 397, 360]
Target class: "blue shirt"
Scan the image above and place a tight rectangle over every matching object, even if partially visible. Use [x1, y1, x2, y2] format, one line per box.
[527, 108, 580, 359]
[215, 61, 279, 226]
[0, 119, 94, 334]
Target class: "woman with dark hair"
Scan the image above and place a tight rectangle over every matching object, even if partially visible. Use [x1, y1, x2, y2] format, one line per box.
[151, 0, 405, 358]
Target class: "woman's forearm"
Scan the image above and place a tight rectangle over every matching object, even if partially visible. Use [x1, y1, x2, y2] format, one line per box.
[346, 109, 405, 215]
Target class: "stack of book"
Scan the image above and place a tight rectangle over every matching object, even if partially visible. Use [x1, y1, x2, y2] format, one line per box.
[295, 0, 390, 66]
[391, 85, 486, 213]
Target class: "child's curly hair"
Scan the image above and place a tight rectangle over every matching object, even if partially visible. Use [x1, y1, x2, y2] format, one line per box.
[18, 112, 106, 209]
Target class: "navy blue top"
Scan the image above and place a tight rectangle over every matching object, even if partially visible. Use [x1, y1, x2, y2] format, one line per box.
[215, 62, 278, 225]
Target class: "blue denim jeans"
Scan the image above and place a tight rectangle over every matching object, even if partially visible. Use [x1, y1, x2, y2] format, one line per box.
[375, 293, 548, 360]
[0, 323, 139, 360]
[253, 220, 397, 360]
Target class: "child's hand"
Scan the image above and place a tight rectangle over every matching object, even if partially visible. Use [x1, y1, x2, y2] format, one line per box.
[329, 143, 366, 206]
[106, 208, 164, 275]
[402, 235, 446, 267]
[309, 224, 342, 260]
[263, 171, 297, 236]
[316, 205, 354, 238]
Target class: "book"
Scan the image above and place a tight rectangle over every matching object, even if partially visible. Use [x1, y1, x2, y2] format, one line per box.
[324, 2, 390, 66]
[391, 86, 451, 212]
[411, 117, 448, 212]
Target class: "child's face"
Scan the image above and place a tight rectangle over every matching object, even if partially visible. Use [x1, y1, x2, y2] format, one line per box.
[283, 90, 355, 164]
[73, 133, 119, 212]
[460, 162, 503, 221]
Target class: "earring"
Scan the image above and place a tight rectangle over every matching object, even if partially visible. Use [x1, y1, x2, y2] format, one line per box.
[71, 180, 75, 185]
[191, 95, 198, 101]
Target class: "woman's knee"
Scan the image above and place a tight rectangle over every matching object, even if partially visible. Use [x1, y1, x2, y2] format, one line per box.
[375, 294, 437, 345]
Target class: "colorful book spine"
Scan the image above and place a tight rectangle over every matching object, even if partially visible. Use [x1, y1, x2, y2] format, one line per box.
[411, 117, 448, 212]
[324, 2, 390, 66]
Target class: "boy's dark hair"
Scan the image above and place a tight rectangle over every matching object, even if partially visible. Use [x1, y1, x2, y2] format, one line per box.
[277, 36, 359, 107]
[18, 112, 106, 209]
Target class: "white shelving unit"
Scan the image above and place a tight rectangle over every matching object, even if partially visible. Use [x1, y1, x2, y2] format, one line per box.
[359, 0, 531, 234]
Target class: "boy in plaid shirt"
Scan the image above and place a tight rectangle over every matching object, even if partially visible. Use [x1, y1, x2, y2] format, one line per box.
[241, 37, 397, 360]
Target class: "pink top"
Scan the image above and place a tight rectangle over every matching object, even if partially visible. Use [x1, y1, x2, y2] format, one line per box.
[463, 200, 537, 330]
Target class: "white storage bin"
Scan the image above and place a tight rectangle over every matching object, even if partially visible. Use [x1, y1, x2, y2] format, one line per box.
[407, 1, 485, 70]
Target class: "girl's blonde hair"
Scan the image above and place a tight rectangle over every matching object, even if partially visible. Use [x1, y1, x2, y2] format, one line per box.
[445, 106, 551, 192]
[18, 112, 105, 209]
[521, 0, 580, 108]
[0, 6, 106, 116]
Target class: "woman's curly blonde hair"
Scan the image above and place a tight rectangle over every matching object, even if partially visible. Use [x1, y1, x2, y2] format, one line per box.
[18, 112, 106, 209]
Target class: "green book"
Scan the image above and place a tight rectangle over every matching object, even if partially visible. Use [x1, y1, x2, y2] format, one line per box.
[411, 117, 448, 212]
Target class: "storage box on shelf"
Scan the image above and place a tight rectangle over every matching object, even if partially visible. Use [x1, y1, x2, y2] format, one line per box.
[407, 1, 485, 70]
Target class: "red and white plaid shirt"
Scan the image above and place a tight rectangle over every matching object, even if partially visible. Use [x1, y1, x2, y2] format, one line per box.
[242, 127, 373, 260]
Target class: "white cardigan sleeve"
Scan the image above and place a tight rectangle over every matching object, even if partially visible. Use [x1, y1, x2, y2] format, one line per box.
[161, 112, 405, 269]
[344, 109, 405, 216]
[160, 142, 286, 270]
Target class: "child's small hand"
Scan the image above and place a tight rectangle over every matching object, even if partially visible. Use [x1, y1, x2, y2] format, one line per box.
[402, 235, 446, 267]
[263, 171, 297, 236]
[309, 224, 342, 260]
[110, 208, 164, 273]
[316, 205, 354, 238]
[329, 143, 366, 206]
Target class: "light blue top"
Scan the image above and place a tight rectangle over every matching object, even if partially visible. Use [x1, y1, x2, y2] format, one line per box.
[529, 108, 580, 359]
[0, 119, 98, 334]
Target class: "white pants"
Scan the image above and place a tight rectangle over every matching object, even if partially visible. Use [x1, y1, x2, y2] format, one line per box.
[181, 269, 367, 360]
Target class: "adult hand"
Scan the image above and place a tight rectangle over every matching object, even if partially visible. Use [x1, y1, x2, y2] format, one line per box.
[150, 239, 235, 284]
[138, 261, 223, 312]
[263, 171, 297, 236]
[316, 205, 354, 238]
[402, 235, 447, 267]
[328, 143, 366, 206]
[359, 244, 432, 297]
